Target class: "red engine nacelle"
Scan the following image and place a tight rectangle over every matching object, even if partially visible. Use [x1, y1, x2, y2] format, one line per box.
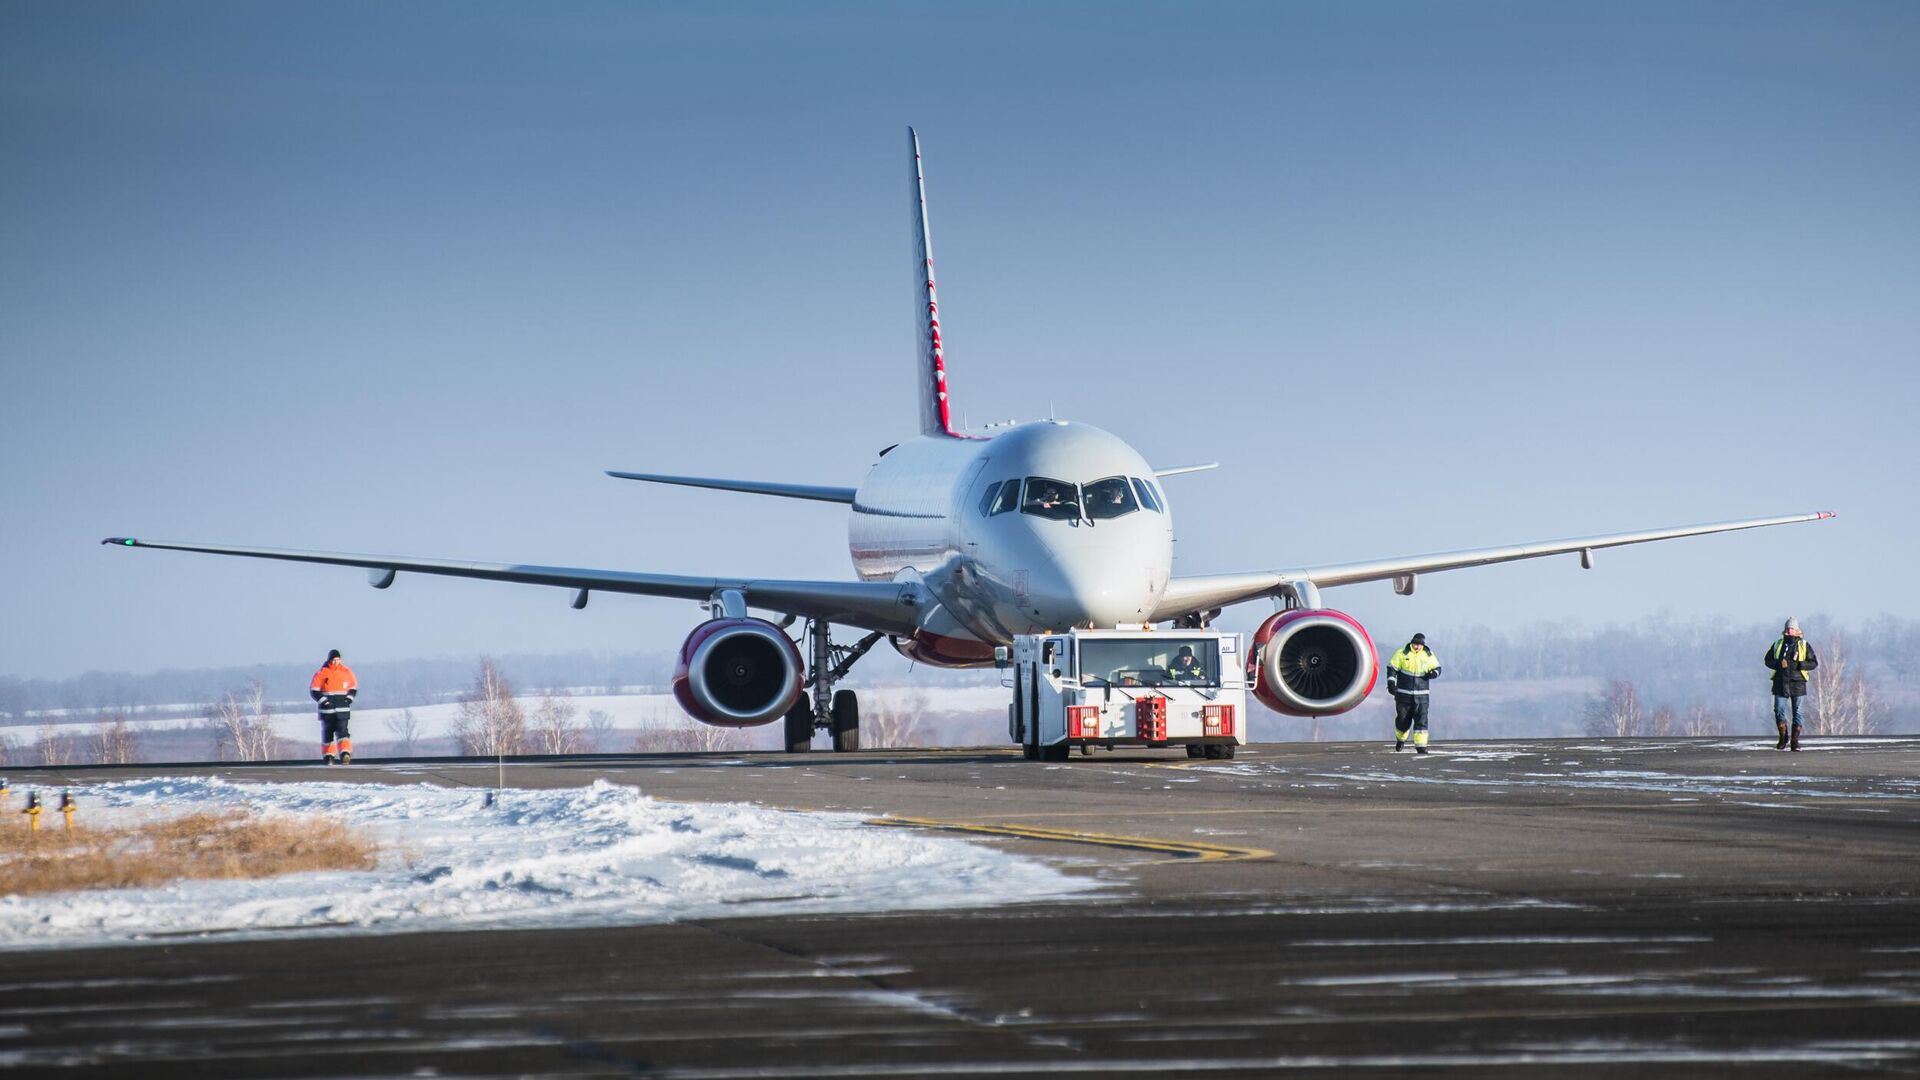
[1248, 608, 1379, 717]
[672, 618, 804, 727]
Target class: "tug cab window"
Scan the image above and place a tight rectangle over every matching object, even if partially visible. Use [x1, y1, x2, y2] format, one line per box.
[1078, 638, 1219, 687]
[1131, 477, 1164, 513]
[1083, 476, 1138, 520]
[1021, 477, 1080, 521]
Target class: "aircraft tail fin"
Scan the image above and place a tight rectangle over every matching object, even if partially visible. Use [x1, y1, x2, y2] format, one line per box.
[909, 128, 961, 438]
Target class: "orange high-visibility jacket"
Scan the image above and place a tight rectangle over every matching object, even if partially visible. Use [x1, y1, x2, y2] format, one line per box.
[310, 659, 358, 696]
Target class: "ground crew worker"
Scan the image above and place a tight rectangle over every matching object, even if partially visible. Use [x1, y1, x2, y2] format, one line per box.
[1387, 633, 1442, 754]
[310, 649, 358, 765]
[1765, 618, 1819, 751]
[1168, 645, 1204, 681]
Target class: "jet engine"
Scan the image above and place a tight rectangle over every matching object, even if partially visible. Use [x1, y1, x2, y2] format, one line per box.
[671, 618, 804, 727]
[1248, 608, 1378, 716]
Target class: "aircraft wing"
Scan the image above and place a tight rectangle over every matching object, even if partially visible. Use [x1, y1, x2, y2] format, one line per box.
[1151, 510, 1836, 621]
[101, 537, 922, 634]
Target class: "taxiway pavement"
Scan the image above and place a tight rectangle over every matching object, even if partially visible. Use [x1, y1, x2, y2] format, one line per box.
[5, 736, 1919, 1077]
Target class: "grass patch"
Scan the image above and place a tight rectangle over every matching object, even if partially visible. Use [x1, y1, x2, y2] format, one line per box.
[0, 809, 379, 896]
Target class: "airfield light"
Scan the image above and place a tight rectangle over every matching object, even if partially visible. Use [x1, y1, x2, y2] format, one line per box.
[60, 792, 76, 831]
[23, 791, 41, 833]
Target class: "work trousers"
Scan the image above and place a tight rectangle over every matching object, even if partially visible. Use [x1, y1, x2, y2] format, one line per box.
[1772, 695, 1804, 728]
[1394, 694, 1429, 734]
[321, 710, 351, 749]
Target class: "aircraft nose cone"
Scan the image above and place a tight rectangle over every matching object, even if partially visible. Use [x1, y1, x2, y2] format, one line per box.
[1030, 546, 1158, 628]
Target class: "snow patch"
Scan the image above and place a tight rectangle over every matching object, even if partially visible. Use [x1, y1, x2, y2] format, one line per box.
[0, 777, 1099, 951]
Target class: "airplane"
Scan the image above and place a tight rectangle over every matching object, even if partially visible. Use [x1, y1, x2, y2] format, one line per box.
[104, 129, 1835, 754]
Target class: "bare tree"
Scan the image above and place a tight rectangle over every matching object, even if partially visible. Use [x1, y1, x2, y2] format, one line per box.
[1679, 703, 1726, 737]
[530, 690, 583, 755]
[1582, 678, 1644, 738]
[629, 700, 745, 753]
[864, 691, 930, 748]
[452, 659, 525, 756]
[383, 708, 422, 757]
[91, 714, 141, 765]
[35, 722, 75, 766]
[586, 709, 616, 752]
[1646, 706, 1678, 737]
[1807, 635, 1882, 736]
[207, 682, 284, 762]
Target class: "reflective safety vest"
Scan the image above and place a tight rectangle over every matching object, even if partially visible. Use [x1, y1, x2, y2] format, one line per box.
[1387, 646, 1439, 695]
[311, 660, 358, 697]
[1767, 638, 1811, 686]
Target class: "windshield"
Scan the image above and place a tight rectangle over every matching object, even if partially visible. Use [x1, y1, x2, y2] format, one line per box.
[1083, 476, 1138, 520]
[1020, 477, 1081, 521]
[1078, 638, 1220, 687]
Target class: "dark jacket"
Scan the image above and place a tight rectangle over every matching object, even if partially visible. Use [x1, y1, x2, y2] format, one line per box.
[1764, 637, 1818, 697]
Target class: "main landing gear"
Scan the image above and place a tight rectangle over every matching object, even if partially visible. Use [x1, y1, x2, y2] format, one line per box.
[784, 619, 883, 753]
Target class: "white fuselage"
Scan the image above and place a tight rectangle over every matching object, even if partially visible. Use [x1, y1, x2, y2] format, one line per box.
[848, 421, 1173, 664]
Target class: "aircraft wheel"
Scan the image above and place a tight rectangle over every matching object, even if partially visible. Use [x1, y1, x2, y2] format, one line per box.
[1186, 744, 1204, 759]
[830, 689, 860, 752]
[783, 694, 813, 753]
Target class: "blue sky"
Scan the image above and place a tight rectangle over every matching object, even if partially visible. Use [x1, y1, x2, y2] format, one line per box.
[3, 1, 1915, 679]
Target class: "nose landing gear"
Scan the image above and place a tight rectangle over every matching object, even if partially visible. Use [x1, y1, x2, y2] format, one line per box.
[785, 620, 883, 753]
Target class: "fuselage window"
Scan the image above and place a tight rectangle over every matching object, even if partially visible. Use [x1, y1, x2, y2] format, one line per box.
[977, 480, 1003, 516]
[1131, 477, 1164, 513]
[989, 479, 1022, 515]
[1083, 476, 1138, 520]
[1021, 476, 1081, 521]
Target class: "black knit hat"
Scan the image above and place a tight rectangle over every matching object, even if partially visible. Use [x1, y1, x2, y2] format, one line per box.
[1410, 633, 1426, 646]
[327, 649, 342, 662]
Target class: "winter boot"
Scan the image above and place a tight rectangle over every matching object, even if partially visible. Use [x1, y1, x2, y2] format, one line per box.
[1395, 739, 1405, 752]
[323, 753, 337, 766]
[1789, 726, 1801, 752]
[1414, 745, 1429, 755]
[1775, 723, 1789, 751]
[339, 751, 352, 765]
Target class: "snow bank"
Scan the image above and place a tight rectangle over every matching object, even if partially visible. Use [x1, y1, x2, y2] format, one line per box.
[0, 778, 1099, 951]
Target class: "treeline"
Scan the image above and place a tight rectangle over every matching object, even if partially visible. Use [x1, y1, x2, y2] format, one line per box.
[0, 649, 678, 720]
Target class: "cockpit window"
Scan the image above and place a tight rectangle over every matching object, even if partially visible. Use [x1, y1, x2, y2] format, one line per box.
[1021, 476, 1080, 521]
[976, 480, 1003, 516]
[1083, 476, 1138, 520]
[1128, 476, 1159, 511]
[1131, 477, 1164, 513]
[988, 480, 1021, 515]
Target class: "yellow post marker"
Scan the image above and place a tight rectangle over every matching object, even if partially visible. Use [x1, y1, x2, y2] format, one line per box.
[60, 792, 75, 831]
[0, 778, 10, 807]
[23, 791, 41, 833]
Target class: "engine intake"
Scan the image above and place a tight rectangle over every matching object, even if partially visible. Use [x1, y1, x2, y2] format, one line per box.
[1249, 608, 1378, 717]
[672, 618, 804, 727]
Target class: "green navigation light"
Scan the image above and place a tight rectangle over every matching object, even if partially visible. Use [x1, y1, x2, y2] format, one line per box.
[123, 539, 136, 546]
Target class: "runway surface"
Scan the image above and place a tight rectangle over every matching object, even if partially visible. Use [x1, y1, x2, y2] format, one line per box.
[5, 735, 1920, 1076]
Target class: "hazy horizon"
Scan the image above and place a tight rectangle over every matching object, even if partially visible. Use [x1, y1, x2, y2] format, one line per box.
[5, 2, 1914, 679]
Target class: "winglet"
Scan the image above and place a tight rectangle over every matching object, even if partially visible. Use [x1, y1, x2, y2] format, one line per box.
[102, 537, 140, 546]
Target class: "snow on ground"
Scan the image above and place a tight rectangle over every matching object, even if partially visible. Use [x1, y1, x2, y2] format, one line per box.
[0, 777, 1101, 952]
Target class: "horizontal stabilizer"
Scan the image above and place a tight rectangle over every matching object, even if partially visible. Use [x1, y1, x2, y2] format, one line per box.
[1153, 462, 1219, 478]
[605, 471, 856, 504]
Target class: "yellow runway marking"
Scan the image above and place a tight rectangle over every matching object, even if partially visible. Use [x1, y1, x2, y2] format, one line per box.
[867, 815, 1271, 863]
